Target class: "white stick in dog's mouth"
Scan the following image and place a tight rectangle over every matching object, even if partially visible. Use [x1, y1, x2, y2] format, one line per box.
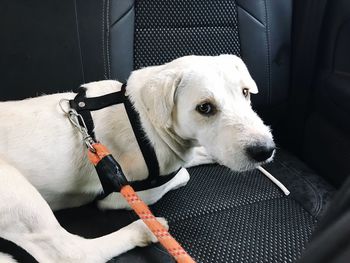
[257, 166, 290, 196]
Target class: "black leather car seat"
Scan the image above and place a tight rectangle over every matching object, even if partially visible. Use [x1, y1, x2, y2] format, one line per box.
[0, 0, 337, 262]
[76, 1, 335, 262]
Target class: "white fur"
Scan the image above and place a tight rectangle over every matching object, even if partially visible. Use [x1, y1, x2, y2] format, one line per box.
[0, 253, 18, 263]
[0, 55, 273, 261]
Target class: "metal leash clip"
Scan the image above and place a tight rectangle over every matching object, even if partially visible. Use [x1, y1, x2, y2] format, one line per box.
[59, 99, 96, 153]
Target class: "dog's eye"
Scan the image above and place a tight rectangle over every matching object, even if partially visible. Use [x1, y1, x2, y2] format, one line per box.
[196, 102, 216, 116]
[242, 88, 250, 98]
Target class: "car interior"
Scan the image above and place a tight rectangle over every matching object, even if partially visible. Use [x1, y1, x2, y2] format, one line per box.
[1, 0, 349, 262]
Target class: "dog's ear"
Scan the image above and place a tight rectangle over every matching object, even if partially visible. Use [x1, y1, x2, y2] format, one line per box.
[220, 54, 259, 94]
[139, 69, 182, 127]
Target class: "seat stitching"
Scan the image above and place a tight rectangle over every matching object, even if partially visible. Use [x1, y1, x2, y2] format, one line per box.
[164, 196, 296, 224]
[102, 0, 107, 79]
[110, 3, 135, 28]
[135, 25, 243, 30]
[106, 0, 111, 78]
[277, 159, 322, 217]
[264, 0, 271, 104]
[236, 3, 264, 26]
[73, 0, 85, 83]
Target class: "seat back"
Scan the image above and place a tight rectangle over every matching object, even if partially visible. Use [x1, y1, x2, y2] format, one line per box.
[1, 0, 293, 115]
[108, 0, 293, 111]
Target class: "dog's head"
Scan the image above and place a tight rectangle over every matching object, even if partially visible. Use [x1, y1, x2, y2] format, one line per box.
[128, 55, 275, 171]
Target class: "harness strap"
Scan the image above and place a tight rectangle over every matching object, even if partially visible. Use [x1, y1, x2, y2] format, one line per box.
[69, 87, 97, 141]
[121, 85, 160, 184]
[69, 83, 176, 195]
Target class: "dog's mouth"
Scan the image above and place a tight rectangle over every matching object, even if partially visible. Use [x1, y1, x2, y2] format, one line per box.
[235, 157, 274, 172]
[215, 148, 275, 173]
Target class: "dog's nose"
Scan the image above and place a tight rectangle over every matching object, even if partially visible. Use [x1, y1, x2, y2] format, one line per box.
[246, 143, 275, 162]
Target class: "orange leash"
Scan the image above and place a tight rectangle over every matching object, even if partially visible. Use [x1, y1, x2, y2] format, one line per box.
[88, 143, 195, 263]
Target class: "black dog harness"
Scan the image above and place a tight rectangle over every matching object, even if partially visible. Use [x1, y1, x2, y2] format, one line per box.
[69, 83, 179, 196]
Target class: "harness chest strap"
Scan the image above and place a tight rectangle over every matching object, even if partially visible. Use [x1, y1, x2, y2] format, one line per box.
[68, 85, 195, 261]
[69, 83, 178, 195]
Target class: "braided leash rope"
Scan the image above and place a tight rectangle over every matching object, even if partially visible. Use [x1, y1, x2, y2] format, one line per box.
[88, 143, 195, 263]
[121, 185, 195, 262]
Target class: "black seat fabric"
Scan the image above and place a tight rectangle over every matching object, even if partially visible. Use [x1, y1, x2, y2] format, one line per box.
[149, 151, 333, 263]
[0, 0, 85, 101]
[133, 0, 240, 69]
[0, 0, 336, 262]
[107, 0, 292, 110]
[104, 0, 333, 261]
[53, 150, 333, 262]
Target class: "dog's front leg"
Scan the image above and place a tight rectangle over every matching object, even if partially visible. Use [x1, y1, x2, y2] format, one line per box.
[85, 217, 168, 262]
[97, 167, 191, 210]
[0, 160, 167, 263]
[5, 218, 167, 263]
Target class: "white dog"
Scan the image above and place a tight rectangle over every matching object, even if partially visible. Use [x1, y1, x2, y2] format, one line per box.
[0, 55, 274, 262]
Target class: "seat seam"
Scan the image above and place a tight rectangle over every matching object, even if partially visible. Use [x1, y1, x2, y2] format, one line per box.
[73, 0, 85, 83]
[264, 0, 272, 104]
[106, 0, 111, 79]
[110, 3, 135, 28]
[102, 0, 107, 79]
[236, 3, 265, 26]
[276, 159, 323, 217]
[162, 195, 288, 224]
[136, 25, 241, 30]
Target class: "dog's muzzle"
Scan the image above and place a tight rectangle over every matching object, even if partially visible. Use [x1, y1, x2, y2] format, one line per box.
[246, 142, 275, 162]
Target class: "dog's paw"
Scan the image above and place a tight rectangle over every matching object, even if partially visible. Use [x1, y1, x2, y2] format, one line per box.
[155, 217, 169, 232]
[131, 217, 169, 247]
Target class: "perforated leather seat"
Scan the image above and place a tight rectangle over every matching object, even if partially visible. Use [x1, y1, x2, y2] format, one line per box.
[0, 0, 337, 262]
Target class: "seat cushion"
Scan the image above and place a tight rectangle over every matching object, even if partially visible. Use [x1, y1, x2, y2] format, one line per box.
[53, 149, 334, 262]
